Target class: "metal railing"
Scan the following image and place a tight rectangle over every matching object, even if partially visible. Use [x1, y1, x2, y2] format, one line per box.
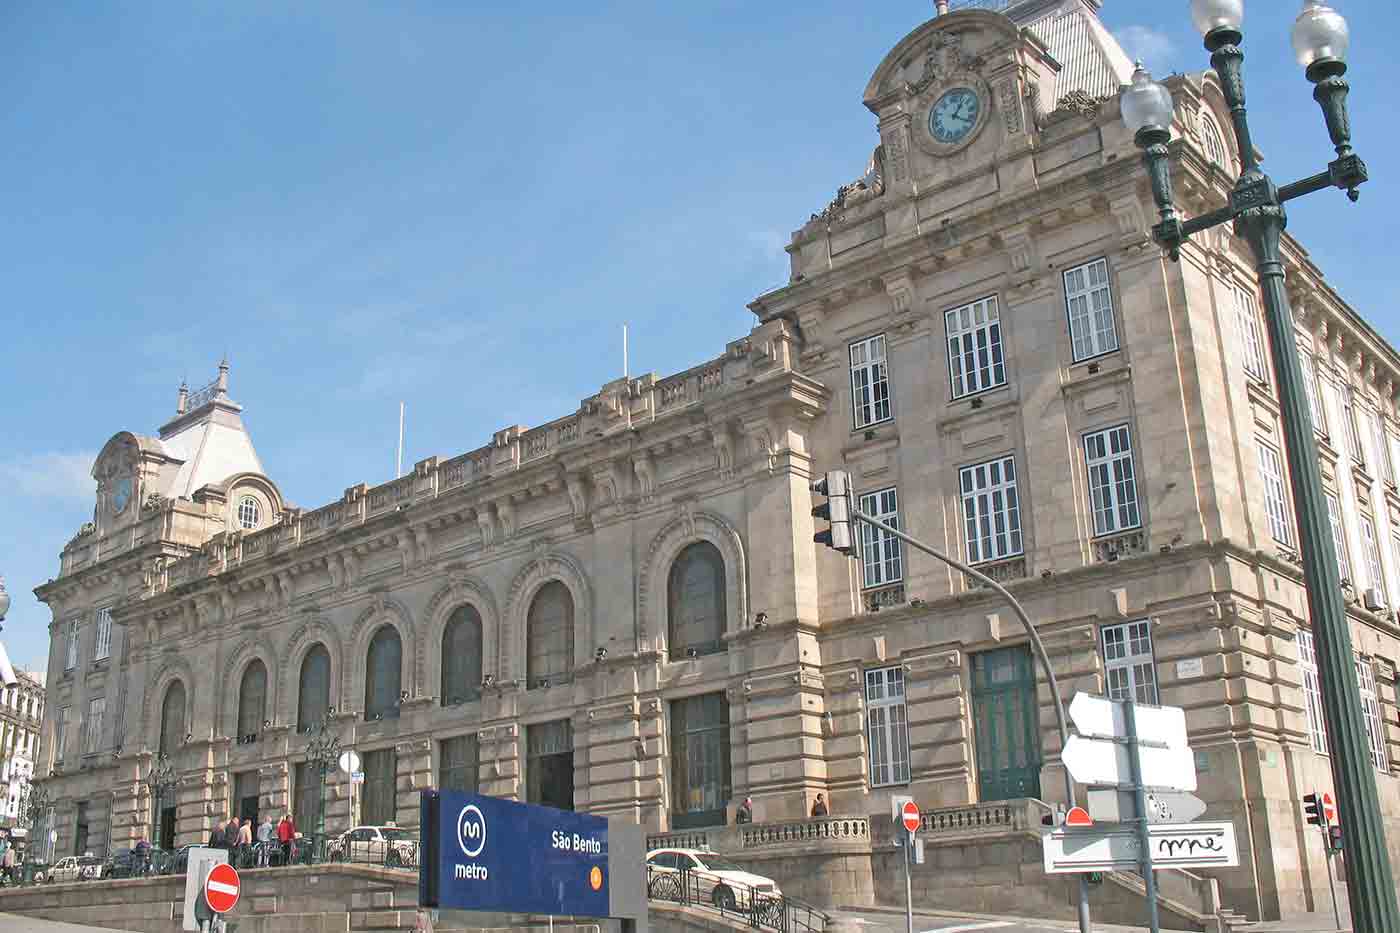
[646, 865, 827, 933]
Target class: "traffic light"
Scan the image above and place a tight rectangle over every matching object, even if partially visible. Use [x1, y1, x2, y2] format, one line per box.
[1304, 792, 1327, 827]
[1328, 825, 1343, 852]
[812, 470, 857, 557]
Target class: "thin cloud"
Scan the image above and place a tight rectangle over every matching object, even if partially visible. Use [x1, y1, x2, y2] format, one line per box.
[1115, 25, 1175, 74]
[0, 452, 96, 503]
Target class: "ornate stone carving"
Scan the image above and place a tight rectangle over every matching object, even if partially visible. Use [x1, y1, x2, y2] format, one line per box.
[477, 508, 496, 548]
[881, 125, 910, 183]
[633, 452, 657, 503]
[497, 499, 517, 540]
[812, 147, 886, 224]
[998, 78, 1023, 134]
[884, 273, 915, 316]
[909, 31, 982, 96]
[1050, 90, 1110, 121]
[565, 472, 589, 520]
[142, 493, 166, 512]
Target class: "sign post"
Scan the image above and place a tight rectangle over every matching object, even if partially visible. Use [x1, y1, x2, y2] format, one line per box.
[204, 862, 241, 915]
[182, 846, 229, 932]
[900, 800, 920, 933]
[1124, 699, 1162, 933]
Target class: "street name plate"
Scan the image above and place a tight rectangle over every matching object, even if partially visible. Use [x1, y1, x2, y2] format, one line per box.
[1068, 693, 1188, 748]
[1063, 734, 1198, 792]
[1042, 821, 1239, 874]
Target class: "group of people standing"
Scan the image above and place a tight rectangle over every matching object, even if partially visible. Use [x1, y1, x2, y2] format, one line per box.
[206, 813, 297, 867]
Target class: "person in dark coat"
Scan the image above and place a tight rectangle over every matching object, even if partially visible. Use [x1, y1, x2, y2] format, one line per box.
[735, 797, 754, 824]
[207, 825, 224, 850]
[223, 818, 241, 852]
[810, 793, 829, 817]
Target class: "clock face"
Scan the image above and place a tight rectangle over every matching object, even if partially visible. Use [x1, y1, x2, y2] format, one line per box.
[113, 477, 132, 513]
[929, 88, 981, 145]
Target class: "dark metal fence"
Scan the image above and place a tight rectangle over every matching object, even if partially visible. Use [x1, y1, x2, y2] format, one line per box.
[645, 865, 827, 932]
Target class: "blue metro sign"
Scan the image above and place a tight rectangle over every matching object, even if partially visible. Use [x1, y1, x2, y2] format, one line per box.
[420, 790, 611, 917]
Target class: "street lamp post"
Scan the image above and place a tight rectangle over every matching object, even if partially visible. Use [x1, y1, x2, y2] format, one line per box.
[305, 708, 342, 862]
[142, 754, 177, 850]
[1122, 3, 1398, 931]
[19, 781, 51, 865]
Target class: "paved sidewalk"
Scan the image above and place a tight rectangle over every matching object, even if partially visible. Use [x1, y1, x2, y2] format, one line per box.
[833, 902, 1354, 933]
[0, 914, 129, 933]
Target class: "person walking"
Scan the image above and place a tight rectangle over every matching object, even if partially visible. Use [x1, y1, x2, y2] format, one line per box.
[256, 816, 274, 867]
[735, 797, 754, 825]
[810, 793, 829, 817]
[1, 844, 14, 884]
[277, 813, 295, 866]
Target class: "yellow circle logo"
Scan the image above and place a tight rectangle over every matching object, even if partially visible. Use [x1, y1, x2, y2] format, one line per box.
[589, 866, 603, 891]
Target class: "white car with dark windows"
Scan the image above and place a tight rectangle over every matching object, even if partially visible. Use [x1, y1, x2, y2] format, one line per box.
[327, 824, 418, 868]
[47, 855, 107, 883]
[645, 847, 781, 910]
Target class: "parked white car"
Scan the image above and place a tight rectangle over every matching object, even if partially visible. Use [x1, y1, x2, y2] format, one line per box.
[47, 855, 106, 883]
[645, 847, 781, 909]
[327, 825, 418, 867]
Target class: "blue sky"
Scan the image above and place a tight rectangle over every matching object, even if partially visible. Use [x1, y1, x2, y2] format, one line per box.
[2, 1, 1397, 674]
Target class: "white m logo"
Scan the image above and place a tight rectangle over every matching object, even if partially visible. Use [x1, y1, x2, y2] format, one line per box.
[457, 804, 487, 858]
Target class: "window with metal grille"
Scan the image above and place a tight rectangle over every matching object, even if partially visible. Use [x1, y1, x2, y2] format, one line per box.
[238, 496, 261, 530]
[159, 682, 185, 758]
[294, 761, 319, 831]
[1342, 385, 1365, 464]
[84, 697, 104, 754]
[1297, 630, 1329, 754]
[361, 748, 398, 825]
[1235, 285, 1268, 383]
[865, 666, 910, 787]
[364, 625, 403, 721]
[858, 487, 902, 589]
[1257, 441, 1293, 547]
[1063, 258, 1118, 361]
[945, 296, 1005, 398]
[960, 456, 1023, 563]
[297, 644, 331, 733]
[668, 542, 727, 657]
[1102, 621, 1158, 703]
[441, 606, 483, 706]
[1084, 425, 1141, 536]
[94, 608, 112, 662]
[440, 735, 479, 794]
[1355, 657, 1389, 771]
[1201, 115, 1227, 167]
[238, 660, 267, 741]
[527, 582, 574, 689]
[670, 693, 732, 828]
[1359, 515, 1386, 602]
[1326, 493, 1351, 582]
[1299, 353, 1326, 436]
[849, 335, 892, 428]
[526, 719, 574, 811]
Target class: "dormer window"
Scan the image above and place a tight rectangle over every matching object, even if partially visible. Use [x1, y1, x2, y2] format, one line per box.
[238, 496, 261, 530]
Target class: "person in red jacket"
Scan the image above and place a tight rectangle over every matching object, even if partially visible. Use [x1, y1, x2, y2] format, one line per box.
[277, 813, 296, 865]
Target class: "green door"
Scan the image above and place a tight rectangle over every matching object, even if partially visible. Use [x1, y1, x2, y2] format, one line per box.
[971, 645, 1042, 801]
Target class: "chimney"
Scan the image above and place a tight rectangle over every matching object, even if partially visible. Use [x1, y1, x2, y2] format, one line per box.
[176, 381, 189, 415]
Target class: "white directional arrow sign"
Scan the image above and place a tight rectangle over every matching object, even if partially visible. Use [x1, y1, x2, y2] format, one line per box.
[1069, 693, 1187, 747]
[1087, 788, 1208, 824]
[1062, 734, 1198, 792]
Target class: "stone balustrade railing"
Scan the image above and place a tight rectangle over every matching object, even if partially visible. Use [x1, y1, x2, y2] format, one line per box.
[739, 816, 870, 849]
[918, 798, 1048, 837]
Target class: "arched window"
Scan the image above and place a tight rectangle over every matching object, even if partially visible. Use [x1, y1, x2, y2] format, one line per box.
[1201, 115, 1226, 168]
[364, 625, 403, 720]
[159, 681, 186, 757]
[237, 660, 267, 742]
[668, 542, 727, 658]
[441, 606, 483, 706]
[526, 582, 574, 690]
[238, 496, 261, 530]
[297, 644, 331, 733]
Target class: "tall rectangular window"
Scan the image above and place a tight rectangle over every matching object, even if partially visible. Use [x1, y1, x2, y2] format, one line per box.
[865, 666, 910, 788]
[1101, 621, 1157, 703]
[1359, 515, 1386, 601]
[1257, 441, 1293, 547]
[1297, 630, 1328, 754]
[1371, 412, 1394, 485]
[1355, 658, 1389, 771]
[1084, 425, 1141, 536]
[74, 802, 89, 856]
[1342, 386, 1365, 465]
[1300, 353, 1326, 436]
[54, 707, 69, 763]
[294, 762, 319, 831]
[859, 487, 902, 589]
[1063, 258, 1118, 361]
[849, 335, 891, 429]
[526, 719, 574, 812]
[94, 608, 112, 662]
[669, 693, 732, 829]
[1326, 493, 1351, 582]
[945, 296, 1005, 398]
[361, 748, 398, 826]
[960, 456, 1023, 563]
[64, 621, 79, 672]
[1234, 285, 1268, 382]
[84, 697, 104, 755]
[439, 735, 479, 794]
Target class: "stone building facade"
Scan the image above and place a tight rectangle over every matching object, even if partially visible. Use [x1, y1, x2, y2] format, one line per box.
[0, 669, 44, 826]
[30, 0, 1400, 921]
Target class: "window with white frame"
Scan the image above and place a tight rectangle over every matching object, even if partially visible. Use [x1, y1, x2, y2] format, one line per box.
[1359, 514, 1386, 601]
[1341, 385, 1365, 465]
[1234, 285, 1268, 383]
[1102, 620, 1157, 703]
[865, 666, 910, 787]
[859, 487, 902, 589]
[1299, 353, 1326, 436]
[238, 495, 261, 530]
[1370, 412, 1395, 485]
[1201, 115, 1227, 167]
[1084, 425, 1141, 536]
[84, 697, 105, 755]
[1355, 657, 1389, 771]
[945, 296, 1006, 398]
[94, 608, 112, 662]
[64, 621, 79, 672]
[1063, 259, 1119, 361]
[54, 707, 69, 762]
[1297, 629, 1329, 754]
[960, 456, 1022, 563]
[1257, 441, 1293, 547]
[1325, 493, 1352, 582]
[849, 335, 892, 429]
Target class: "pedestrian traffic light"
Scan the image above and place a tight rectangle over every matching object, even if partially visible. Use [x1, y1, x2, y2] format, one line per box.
[1328, 825, 1343, 852]
[1304, 792, 1326, 827]
[812, 470, 857, 557]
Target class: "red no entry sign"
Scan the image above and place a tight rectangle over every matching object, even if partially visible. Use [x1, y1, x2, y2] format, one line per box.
[901, 800, 921, 834]
[204, 862, 241, 914]
[1322, 792, 1337, 824]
